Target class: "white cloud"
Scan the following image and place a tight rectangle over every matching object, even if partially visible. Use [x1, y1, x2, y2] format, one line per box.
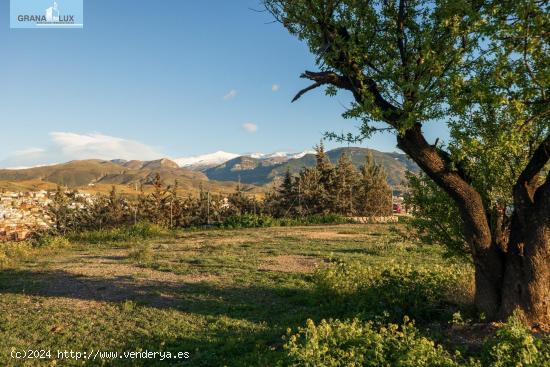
[0, 132, 164, 168]
[242, 123, 258, 133]
[50, 132, 163, 161]
[223, 89, 237, 100]
[271, 84, 280, 92]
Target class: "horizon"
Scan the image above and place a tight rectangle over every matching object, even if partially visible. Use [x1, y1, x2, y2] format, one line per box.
[0, 145, 405, 170]
[2, 1, 449, 168]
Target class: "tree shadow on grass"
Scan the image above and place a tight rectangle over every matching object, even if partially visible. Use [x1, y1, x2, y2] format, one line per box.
[0, 268, 318, 323]
[0, 268, 319, 366]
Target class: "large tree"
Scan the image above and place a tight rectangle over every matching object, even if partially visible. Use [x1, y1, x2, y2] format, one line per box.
[263, 0, 549, 327]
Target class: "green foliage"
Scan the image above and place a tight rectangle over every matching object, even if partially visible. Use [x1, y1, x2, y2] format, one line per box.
[481, 312, 550, 367]
[32, 234, 70, 249]
[282, 318, 461, 367]
[128, 243, 155, 264]
[355, 153, 393, 217]
[404, 172, 469, 259]
[277, 213, 354, 226]
[282, 314, 550, 367]
[68, 222, 165, 244]
[222, 214, 275, 229]
[264, 0, 484, 131]
[0, 242, 33, 268]
[0, 235, 71, 268]
[315, 261, 473, 323]
[222, 214, 353, 229]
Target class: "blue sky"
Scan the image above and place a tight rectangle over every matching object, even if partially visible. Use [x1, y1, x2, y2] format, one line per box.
[1, 0, 448, 167]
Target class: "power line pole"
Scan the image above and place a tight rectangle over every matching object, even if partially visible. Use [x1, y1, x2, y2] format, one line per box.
[207, 191, 210, 226]
[170, 200, 173, 229]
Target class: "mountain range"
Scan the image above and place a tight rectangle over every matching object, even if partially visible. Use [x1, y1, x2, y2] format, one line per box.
[0, 147, 418, 191]
[204, 147, 417, 186]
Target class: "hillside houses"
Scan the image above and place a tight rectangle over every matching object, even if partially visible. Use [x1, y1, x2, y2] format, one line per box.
[0, 190, 52, 241]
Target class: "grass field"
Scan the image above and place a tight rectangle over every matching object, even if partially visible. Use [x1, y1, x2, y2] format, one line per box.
[0, 224, 477, 366]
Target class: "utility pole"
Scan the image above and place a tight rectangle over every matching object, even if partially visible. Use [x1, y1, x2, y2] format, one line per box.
[170, 200, 173, 229]
[298, 181, 301, 210]
[207, 191, 210, 225]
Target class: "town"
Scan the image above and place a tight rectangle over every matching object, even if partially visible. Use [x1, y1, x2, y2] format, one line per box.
[0, 190, 52, 241]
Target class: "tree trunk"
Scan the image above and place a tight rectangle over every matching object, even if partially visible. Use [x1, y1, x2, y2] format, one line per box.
[471, 245, 505, 321]
[397, 124, 550, 327]
[500, 223, 550, 327]
[499, 180, 550, 327]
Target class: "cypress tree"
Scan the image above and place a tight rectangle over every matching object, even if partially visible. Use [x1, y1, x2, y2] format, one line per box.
[335, 152, 359, 215]
[356, 153, 392, 216]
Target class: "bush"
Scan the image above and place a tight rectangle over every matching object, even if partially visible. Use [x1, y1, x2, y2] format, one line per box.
[314, 261, 473, 323]
[221, 214, 353, 229]
[128, 243, 155, 264]
[68, 222, 165, 244]
[404, 172, 469, 259]
[222, 214, 275, 228]
[282, 317, 461, 367]
[0, 242, 33, 268]
[33, 234, 70, 248]
[277, 214, 353, 226]
[281, 311, 550, 367]
[481, 312, 550, 367]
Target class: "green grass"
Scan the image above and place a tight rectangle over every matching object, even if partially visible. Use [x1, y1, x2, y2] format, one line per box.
[0, 224, 474, 366]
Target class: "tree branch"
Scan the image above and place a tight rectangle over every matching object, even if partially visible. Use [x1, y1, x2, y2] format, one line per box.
[291, 71, 354, 102]
[514, 134, 550, 210]
[397, 0, 407, 67]
[397, 123, 493, 251]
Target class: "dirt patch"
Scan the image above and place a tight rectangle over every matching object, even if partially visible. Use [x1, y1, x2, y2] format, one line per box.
[60, 263, 217, 284]
[259, 255, 326, 273]
[27, 249, 222, 308]
[274, 226, 372, 241]
[303, 231, 358, 240]
[441, 323, 500, 354]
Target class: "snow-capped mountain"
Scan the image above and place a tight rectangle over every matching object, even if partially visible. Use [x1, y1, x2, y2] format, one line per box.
[174, 151, 240, 171]
[246, 151, 315, 160]
[175, 150, 315, 171]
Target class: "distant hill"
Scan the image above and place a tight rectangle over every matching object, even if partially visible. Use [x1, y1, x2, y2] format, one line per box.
[0, 159, 250, 194]
[205, 147, 419, 187]
[0, 148, 418, 193]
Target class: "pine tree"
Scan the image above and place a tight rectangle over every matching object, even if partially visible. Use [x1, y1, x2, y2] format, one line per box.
[145, 173, 169, 225]
[47, 186, 71, 234]
[335, 152, 359, 215]
[355, 153, 392, 216]
[276, 169, 296, 216]
[297, 167, 323, 215]
[314, 141, 336, 213]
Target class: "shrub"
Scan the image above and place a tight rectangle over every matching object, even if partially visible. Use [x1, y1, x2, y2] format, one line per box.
[480, 312, 550, 367]
[69, 222, 165, 244]
[220, 214, 353, 228]
[404, 172, 469, 259]
[222, 214, 275, 228]
[282, 317, 461, 367]
[314, 261, 473, 323]
[33, 234, 70, 249]
[124, 222, 164, 239]
[0, 242, 33, 268]
[128, 243, 154, 264]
